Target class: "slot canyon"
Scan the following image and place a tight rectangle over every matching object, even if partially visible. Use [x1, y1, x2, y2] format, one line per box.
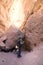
[0, 0, 43, 50]
[0, 0, 43, 65]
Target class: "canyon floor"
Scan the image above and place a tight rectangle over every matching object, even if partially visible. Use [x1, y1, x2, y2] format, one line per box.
[0, 43, 43, 65]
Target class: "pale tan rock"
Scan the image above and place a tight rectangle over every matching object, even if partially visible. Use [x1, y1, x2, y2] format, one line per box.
[0, 0, 43, 32]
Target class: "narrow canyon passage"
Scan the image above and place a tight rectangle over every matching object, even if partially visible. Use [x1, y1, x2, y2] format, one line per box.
[0, 0, 43, 65]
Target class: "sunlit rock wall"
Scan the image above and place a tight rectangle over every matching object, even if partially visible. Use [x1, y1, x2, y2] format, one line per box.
[0, 0, 37, 33]
[0, 0, 14, 34]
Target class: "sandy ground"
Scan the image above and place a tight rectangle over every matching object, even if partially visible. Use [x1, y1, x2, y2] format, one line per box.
[0, 44, 43, 65]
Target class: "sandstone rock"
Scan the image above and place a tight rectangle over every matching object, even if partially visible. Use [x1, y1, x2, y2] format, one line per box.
[0, 0, 43, 32]
[0, 0, 43, 51]
[24, 10, 43, 50]
[0, 39, 6, 51]
[2, 26, 25, 50]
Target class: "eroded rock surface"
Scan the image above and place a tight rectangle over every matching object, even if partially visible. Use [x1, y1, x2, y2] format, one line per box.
[0, 26, 25, 51]
[24, 10, 43, 49]
[0, 0, 43, 51]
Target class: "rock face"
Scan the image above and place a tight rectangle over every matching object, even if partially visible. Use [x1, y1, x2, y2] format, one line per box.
[0, 0, 43, 51]
[0, 0, 13, 32]
[5, 26, 24, 49]
[24, 11, 43, 49]
[0, 0, 43, 32]
[0, 26, 25, 50]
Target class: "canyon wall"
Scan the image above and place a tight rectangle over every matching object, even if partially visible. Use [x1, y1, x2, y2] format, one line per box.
[0, 0, 43, 51]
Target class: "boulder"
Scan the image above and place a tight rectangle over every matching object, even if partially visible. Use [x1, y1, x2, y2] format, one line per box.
[1, 26, 25, 50]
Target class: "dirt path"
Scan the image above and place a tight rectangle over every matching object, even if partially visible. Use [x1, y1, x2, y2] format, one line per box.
[0, 44, 43, 65]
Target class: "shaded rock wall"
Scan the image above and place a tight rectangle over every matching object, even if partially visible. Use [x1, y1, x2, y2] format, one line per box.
[24, 11, 43, 49]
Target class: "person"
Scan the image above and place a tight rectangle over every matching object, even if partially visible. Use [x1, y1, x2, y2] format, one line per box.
[17, 37, 24, 58]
